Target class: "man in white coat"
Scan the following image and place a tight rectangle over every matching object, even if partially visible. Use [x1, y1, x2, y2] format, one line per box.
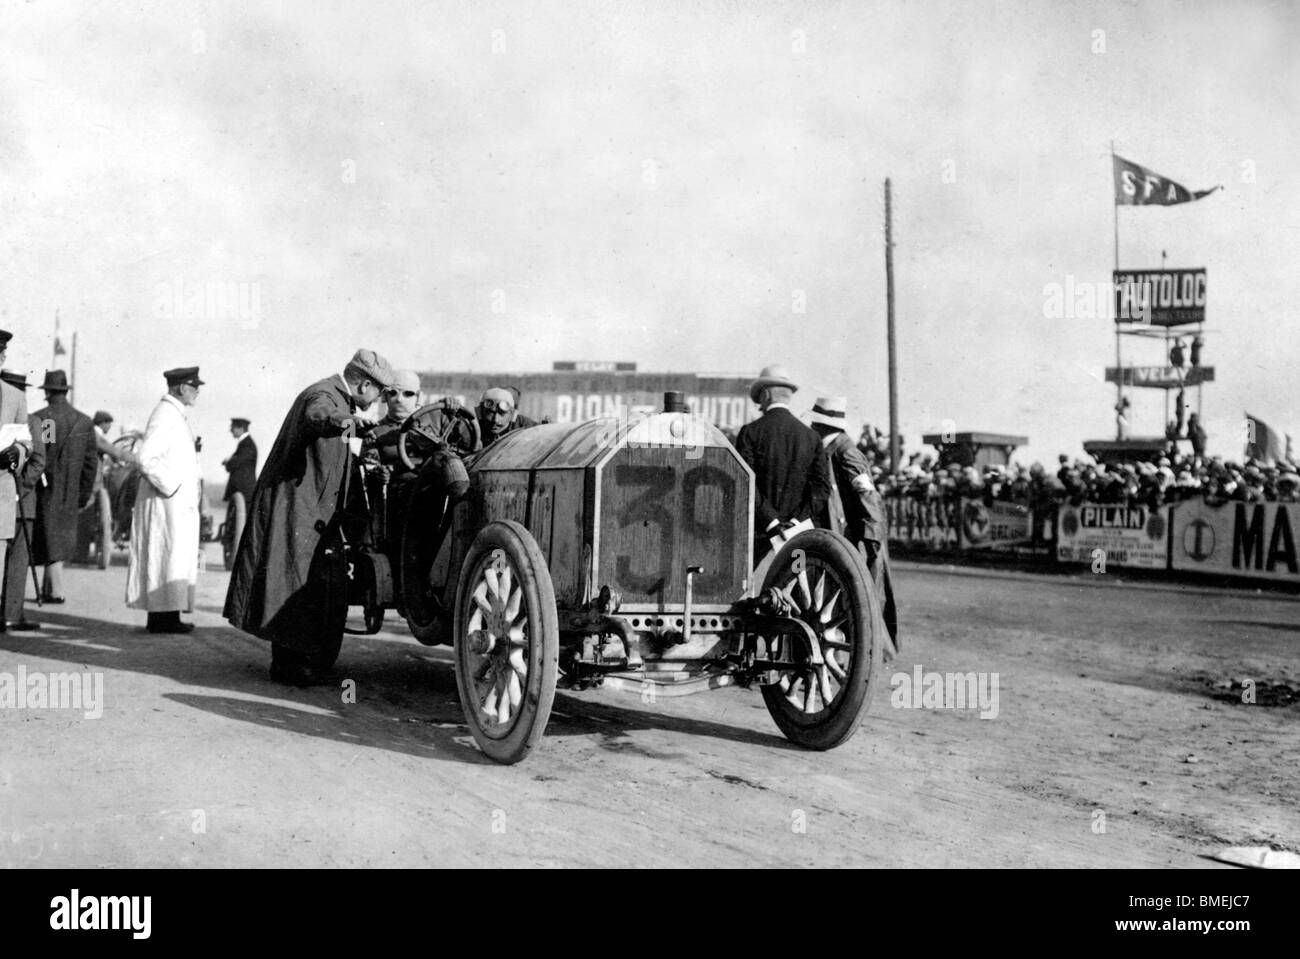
[127, 366, 204, 634]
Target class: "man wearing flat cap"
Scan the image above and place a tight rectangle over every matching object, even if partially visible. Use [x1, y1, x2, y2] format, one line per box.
[126, 367, 205, 633]
[222, 417, 258, 504]
[225, 348, 397, 686]
[734, 364, 831, 560]
[810, 396, 899, 657]
[32, 369, 98, 604]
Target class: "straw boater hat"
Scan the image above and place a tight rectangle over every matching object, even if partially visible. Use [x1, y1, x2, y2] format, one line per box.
[809, 396, 848, 430]
[749, 364, 798, 402]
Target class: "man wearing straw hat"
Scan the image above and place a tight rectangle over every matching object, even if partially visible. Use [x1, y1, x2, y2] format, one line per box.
[734, 364, 831, 559]
[810, 395, 899, 656]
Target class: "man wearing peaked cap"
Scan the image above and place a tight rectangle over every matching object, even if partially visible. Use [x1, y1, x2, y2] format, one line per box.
[222, 417, 258, 505]
[735, 364, 831, 560]
[32, 370, 98, 605]
[126, 366, 205, 633]
[225, 348, 397, 686]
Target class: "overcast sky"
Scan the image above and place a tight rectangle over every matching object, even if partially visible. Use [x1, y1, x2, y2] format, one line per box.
[1, 0, 1296, 478]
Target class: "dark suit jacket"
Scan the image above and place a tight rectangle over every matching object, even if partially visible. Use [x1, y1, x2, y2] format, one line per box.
[735, 406, 831, 534]
[223, 434, 258, 501]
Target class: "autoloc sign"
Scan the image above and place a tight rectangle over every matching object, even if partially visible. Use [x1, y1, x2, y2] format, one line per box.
[1113, 268, 1206, 326]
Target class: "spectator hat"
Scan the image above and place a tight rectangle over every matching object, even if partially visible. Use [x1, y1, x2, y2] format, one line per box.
[230, 417, 251, 429]
[809, 396, 848, 430]
[40, 370, 71, 392]
[0, 370, 28, 389]
[93, 410, 113, 427]
[749, 364, 798, 402]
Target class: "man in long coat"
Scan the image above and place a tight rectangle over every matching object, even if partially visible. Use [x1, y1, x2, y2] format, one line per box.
[224, 349, 396, 686]
[1, 370, 45, 631]
[32, 369, 98, 603]
[809, 396, 899, 658]
[222, 417, 258, 502]
[126, 367, 204, 633]
[734, 364, 831, 560]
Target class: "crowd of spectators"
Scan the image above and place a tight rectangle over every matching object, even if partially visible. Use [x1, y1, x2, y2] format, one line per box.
[852, 426, 1300, 543]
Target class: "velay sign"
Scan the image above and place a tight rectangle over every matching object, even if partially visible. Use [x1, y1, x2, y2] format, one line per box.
[1170, 500, 1300, 582]
[1056, 503, 1168, 569]
[1113, 269, 1206, 326]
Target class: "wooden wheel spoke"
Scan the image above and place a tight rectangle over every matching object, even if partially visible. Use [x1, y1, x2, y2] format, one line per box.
[819, 588, 842, 624]
[504, 585, 522, 622]
[811, 569, 826, 611]
[824, 654, 847, 681]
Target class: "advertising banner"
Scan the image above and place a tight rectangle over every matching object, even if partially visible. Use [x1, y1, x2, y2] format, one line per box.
[1169, 500, 1300, 582]
[1104, 366, 1214, 389]
[1112, 268, 1207, 326]
[1056, 503, 1168, 569]
[959, 499, 1033, 550]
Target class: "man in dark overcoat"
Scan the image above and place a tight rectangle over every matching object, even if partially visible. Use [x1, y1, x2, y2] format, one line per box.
[222, 417, 258, 503]
[31, 370, 98, 603]
[224, 349, 396, 686]
[734, 364, 831, 560]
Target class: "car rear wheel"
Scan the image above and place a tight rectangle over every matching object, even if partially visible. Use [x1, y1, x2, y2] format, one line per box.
[759, 529, 883, 750]
[453, 520, 558, 765]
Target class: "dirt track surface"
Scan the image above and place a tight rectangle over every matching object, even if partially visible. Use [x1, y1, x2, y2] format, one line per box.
[2, 549, 1297, 868]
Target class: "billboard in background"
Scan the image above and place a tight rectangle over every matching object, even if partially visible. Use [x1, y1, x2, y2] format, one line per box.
[1104, 366, 1214, 389]
[1170, 500, 1300, 582]
[416, 370, 757, 430]
[958, 499, 1033, 549]
[1056, 503, 1168, 569]
[1113, 268, 1207, 326]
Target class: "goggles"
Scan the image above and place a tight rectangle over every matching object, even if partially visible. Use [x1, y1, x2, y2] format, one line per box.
[386, 389, 419, 399]
[478, 399, 515, 415]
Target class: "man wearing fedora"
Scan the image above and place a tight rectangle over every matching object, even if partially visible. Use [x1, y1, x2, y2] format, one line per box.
[0, 370, 45, 631]
[810, 395, 899, 657]
[31, 369, 97, 604]
[225, 348, 398, 686]
[734, 365, 831, 559]
[126, 367, 206, 633]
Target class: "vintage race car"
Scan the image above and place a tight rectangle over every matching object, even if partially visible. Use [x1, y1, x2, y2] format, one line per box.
[339, 396, 888, 764]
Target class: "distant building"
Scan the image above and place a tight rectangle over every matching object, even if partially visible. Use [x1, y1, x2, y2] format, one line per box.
[921, 431, 1029, 470]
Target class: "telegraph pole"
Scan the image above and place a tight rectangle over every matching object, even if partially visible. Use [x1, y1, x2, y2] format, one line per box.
[885, 178, 899, 475]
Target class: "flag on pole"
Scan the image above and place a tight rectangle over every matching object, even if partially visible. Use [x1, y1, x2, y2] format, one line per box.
[1244, 412, 1285, 465]
[1113, 154, 1221, 206]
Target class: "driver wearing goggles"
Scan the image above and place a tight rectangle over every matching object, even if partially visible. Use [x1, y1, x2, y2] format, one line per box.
[476, 386, 537, 446]
[362, 369, 423, 470]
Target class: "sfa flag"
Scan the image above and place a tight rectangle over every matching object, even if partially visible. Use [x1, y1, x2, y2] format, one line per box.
[1114, 154, 1221, 206]
[1244, 412, 1286, 465]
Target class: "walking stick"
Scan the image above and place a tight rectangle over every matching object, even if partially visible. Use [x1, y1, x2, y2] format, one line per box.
[10, 464, 42, 608]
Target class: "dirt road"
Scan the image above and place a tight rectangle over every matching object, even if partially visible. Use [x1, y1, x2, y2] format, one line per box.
[2, 550, 1296, 867]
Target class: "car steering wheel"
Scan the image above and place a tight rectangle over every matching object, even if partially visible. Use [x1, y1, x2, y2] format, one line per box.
[398, 401, 482, 471]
